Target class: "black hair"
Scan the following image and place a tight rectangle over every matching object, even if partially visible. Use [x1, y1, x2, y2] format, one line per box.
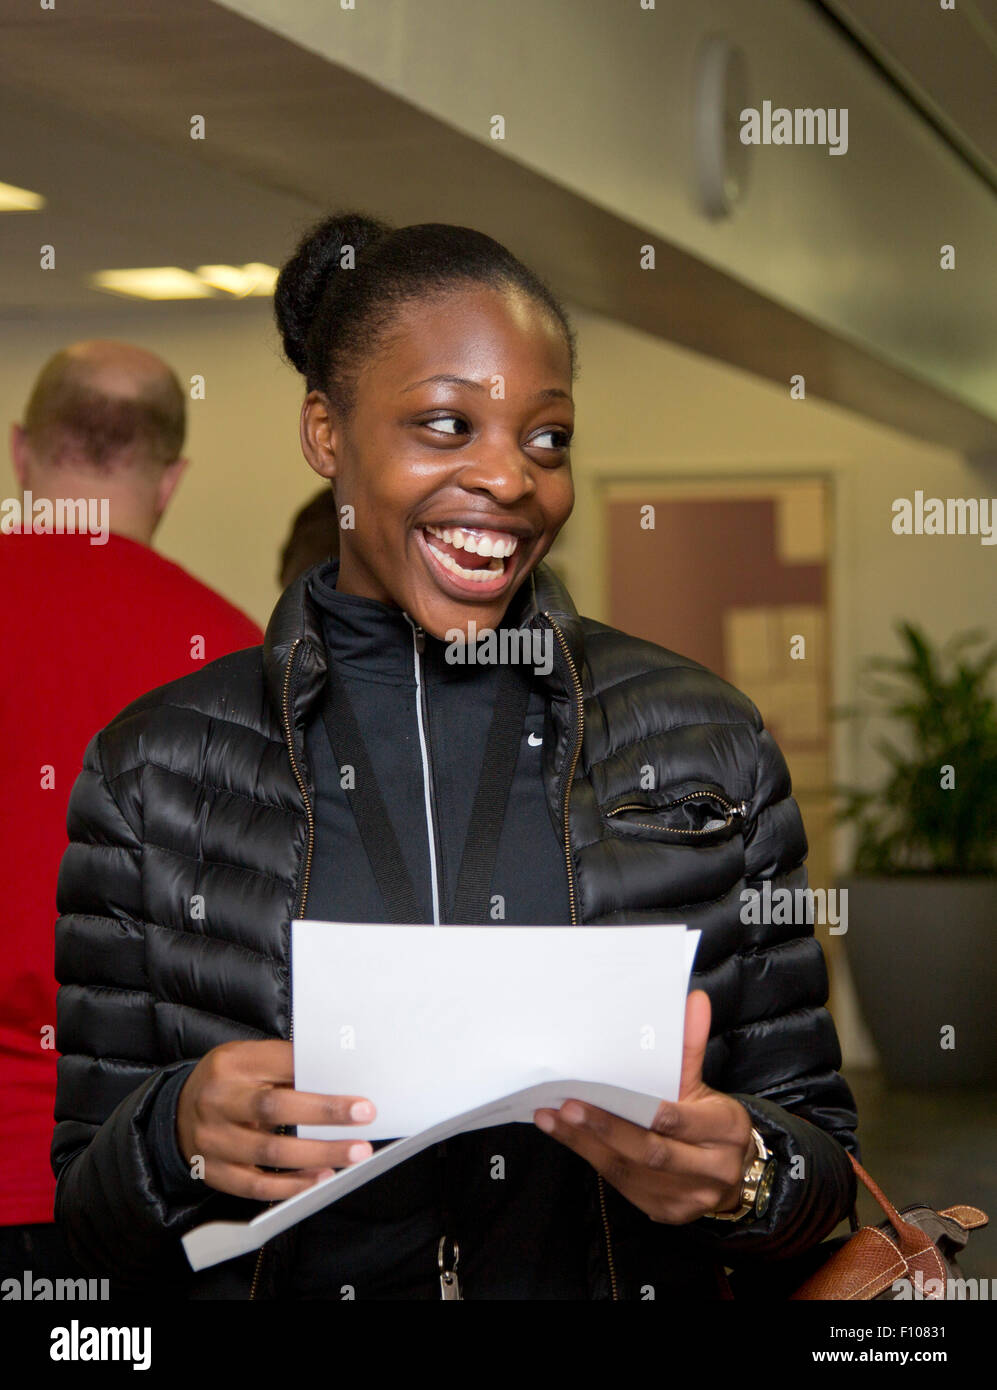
[273, 211, 578, 418]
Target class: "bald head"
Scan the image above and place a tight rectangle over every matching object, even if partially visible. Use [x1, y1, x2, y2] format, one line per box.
[23, 339, 185, 472]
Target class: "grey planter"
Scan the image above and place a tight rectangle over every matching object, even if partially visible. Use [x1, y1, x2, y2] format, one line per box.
[839, 875, 997, 1088]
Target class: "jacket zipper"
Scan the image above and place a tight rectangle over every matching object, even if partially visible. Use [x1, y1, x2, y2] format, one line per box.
[405, 615, 459, 1297]
[607, 791, 748, 835]
[250, 638, 315, 1301]
[543, 613, 619, 1303]
[405, 617, 443, 925]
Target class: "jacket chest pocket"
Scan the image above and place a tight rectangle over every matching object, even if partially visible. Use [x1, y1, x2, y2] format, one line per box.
[602, 785, 748, 845]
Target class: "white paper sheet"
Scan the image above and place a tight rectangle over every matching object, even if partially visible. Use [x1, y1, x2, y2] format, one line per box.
[293, 922, 700, 1140]
[182, 922, 700, 1273]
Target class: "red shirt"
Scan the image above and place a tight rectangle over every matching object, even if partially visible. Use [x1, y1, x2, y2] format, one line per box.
[0, 531, 263, 1225]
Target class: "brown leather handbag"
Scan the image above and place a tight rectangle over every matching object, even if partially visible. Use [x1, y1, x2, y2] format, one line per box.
[789, 1152, 988, 1300]
[721, 1147, 988, 1301]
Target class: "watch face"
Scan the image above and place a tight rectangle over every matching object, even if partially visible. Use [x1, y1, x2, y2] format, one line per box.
[755, 1161, 776, 1217]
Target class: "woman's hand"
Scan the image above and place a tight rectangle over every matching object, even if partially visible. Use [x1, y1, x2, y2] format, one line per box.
[533, 990, 757, 1223]
[175, 1039, 376, 1201]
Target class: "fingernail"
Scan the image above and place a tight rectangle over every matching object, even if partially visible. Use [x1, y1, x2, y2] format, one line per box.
[534, 1111, 555, 1133]
[350, 1101, 374, 1121]
[561, 1103, 585, 1125]
[348, 1142, 373, 1162]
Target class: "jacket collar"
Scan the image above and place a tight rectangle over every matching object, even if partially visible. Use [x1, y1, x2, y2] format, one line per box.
[262, 559, 586, 732]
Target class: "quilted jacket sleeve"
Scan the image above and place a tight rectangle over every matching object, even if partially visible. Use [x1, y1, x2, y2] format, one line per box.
[51, 729, 224, 1290]
[687, 718, 859, 1263]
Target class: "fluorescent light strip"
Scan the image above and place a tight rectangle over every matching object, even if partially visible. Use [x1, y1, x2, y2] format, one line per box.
[90, 268, 216, 300]
[0, 180, 45, 211]
[89, 262, 279, 301]
[196, 262, 278, 296]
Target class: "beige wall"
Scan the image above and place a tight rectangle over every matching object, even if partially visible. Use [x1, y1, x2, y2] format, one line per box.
[556, 309, 994, 809]
[3, 297, 989, 789]
[3, 297, 986, 788]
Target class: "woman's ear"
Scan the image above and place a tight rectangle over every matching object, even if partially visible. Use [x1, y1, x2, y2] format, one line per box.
[300, 391, 340, 482]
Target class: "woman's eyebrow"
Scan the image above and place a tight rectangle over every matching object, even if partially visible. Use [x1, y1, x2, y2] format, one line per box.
[401, 373, 571, 402]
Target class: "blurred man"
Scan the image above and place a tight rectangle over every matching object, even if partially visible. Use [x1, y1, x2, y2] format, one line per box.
[0, 340, 262, 1284]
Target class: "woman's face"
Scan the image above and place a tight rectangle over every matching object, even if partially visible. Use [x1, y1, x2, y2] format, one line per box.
[300, 284, 575, 639]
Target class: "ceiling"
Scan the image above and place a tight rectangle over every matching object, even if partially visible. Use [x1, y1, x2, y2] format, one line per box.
[817, 0, 997, 192]
[0, 0, 993, 453]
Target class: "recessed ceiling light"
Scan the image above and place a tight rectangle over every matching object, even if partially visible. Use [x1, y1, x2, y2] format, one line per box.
[89, 262, 280, 300]
[90, 268, 216, 300]
[0, 180, 45, 211]
[196, 262, 278, 296]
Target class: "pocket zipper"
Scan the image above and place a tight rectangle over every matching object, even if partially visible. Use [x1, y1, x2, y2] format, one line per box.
[606, 790, 747, 836]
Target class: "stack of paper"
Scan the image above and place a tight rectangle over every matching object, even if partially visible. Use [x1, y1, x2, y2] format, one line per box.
[183, 922, 698, 1272]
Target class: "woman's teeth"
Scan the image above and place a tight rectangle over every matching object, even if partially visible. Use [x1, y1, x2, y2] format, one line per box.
[423, 524, 519, 558]
[421, 524, 520, 584]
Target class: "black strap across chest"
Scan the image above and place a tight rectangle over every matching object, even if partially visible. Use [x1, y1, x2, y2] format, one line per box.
[320, 653, 533, 925]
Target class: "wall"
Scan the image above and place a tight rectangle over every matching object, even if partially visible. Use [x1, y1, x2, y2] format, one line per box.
[556, 308, 994, 802]
[2, 296, 985, 776]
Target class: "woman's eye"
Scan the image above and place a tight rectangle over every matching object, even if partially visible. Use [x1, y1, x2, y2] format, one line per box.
[422, 415, 468, 437]
[419, 417, 572, 451]
[531, 428, 573, 451]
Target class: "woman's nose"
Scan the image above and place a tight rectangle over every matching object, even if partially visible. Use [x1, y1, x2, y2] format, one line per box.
[451, 450, 537, 502]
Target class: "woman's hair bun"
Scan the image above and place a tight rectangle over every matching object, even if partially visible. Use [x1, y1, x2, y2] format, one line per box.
[274, 211, 393, 377]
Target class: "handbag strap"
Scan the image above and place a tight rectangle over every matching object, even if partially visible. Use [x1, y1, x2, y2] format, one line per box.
[796, 1117, 931, 1257]
[321, 654, 532, 925]
[845, 1152, 934, 1259]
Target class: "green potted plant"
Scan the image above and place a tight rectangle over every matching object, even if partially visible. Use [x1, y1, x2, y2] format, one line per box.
[835, 621, 997, 1087]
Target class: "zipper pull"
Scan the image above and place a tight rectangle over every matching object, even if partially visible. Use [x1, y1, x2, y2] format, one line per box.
[438, 1236, 461, 1300]
[405, 613, 426, 654]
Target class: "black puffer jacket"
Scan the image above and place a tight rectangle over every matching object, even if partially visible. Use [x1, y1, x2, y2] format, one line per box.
[52, 560, 858, 1299]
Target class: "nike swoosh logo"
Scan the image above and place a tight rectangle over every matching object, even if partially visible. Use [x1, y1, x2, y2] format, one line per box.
[527, 732, 543, 746]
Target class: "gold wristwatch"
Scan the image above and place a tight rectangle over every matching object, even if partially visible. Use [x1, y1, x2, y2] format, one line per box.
[703, 1127, 775, 1222]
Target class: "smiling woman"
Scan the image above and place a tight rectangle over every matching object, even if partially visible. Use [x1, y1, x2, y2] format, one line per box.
[51, 211, 859, 1301]
[279, 214, 577, 626]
